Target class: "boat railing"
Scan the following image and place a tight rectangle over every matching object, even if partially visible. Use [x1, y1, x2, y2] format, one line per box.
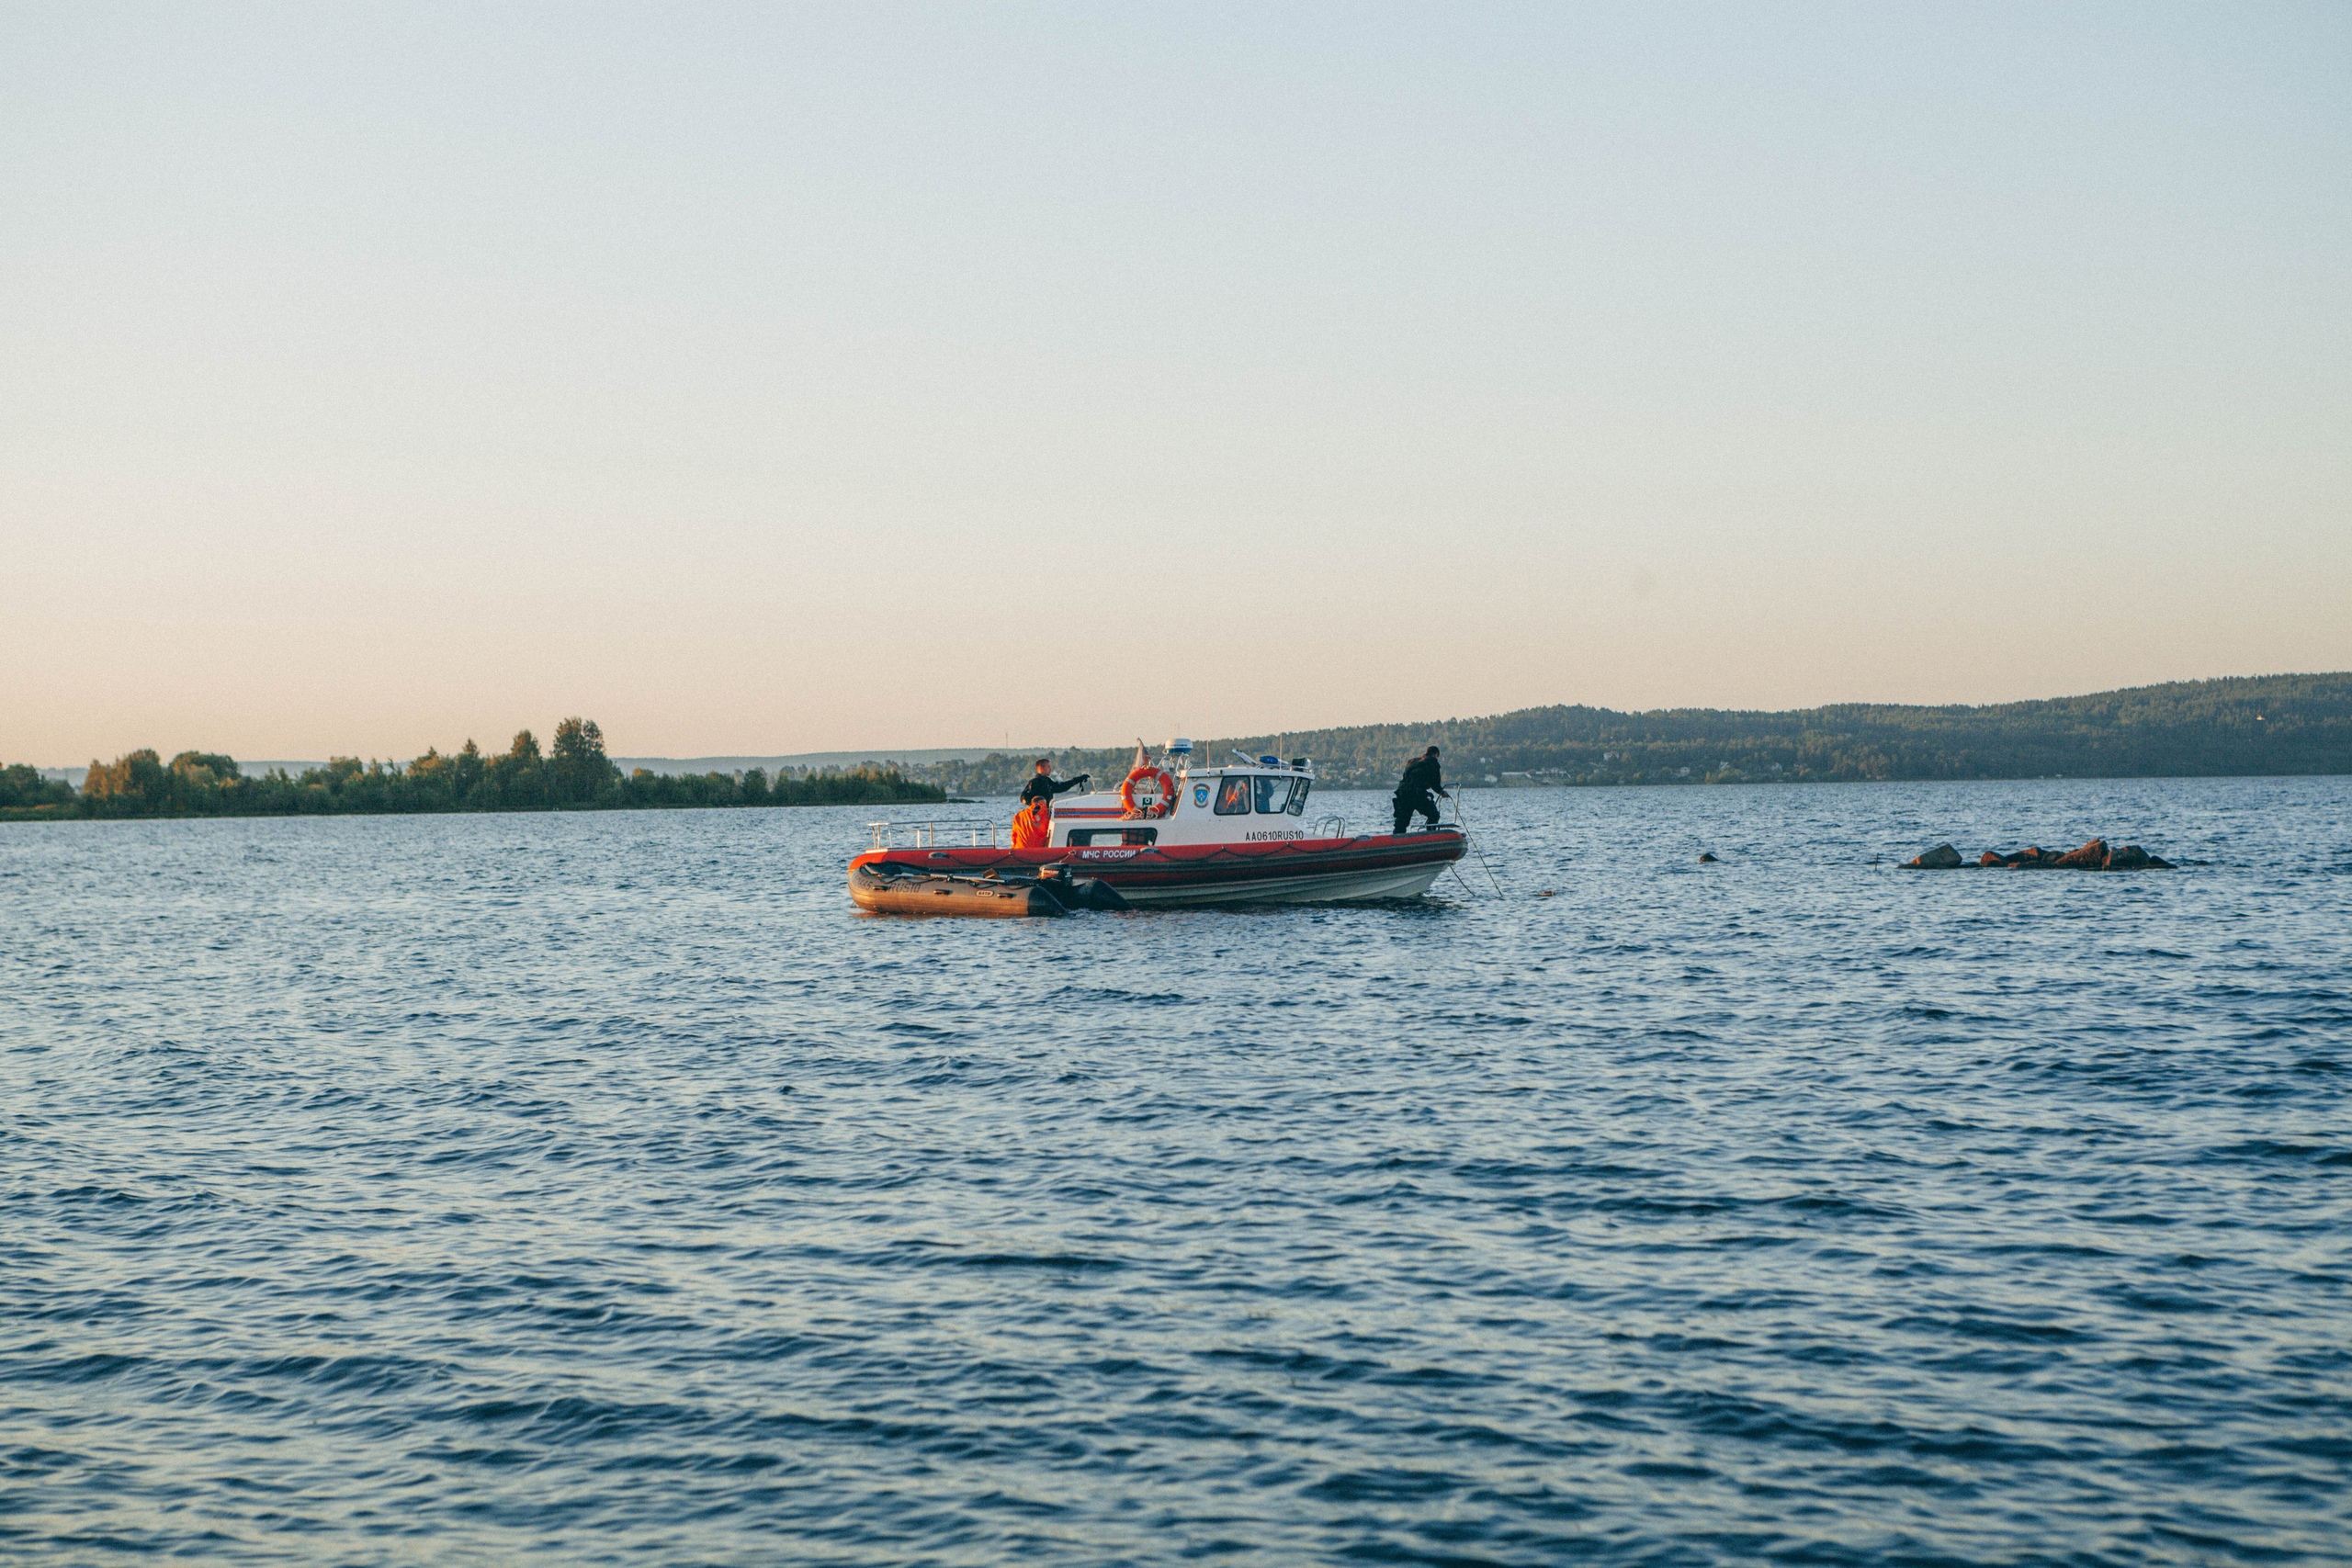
[1316, 814, 1348, 840]
[868, 818, 1003, 850]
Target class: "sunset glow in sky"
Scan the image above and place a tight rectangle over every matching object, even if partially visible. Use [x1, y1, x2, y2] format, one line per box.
[5, 3, 2346, 762]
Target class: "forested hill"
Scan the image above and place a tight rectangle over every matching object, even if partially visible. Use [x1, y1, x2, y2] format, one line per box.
[922, 673, 2352, 795]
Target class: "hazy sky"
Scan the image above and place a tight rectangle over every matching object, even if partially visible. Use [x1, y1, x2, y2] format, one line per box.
[6, 3, 2346, 762]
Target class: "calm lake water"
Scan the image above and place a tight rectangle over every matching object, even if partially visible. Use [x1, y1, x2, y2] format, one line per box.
[5, 778, 2348, 1565]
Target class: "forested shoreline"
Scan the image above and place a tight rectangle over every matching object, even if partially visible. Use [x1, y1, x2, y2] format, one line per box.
[0, 718, 944, 823]
[918, 672, 2352, 795]
[11, 675, 2346, 824]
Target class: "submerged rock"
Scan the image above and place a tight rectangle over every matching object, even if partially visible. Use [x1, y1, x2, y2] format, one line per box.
[1698, 852, 1719, 863]
[1904, 843, 1964, 870]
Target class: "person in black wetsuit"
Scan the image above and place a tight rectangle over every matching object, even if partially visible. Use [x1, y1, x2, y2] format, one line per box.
[1020, 759, 1089, 809]
[1393, 746, 1449, 834]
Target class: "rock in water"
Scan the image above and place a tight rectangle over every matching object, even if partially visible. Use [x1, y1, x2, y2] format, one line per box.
[2053, 839, 2109, 869]
[1698, 852, 1719, 863]
[1902, 838, 2172, 873]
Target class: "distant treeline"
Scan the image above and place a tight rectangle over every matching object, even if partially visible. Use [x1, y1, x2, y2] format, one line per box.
[912, 673, 2352, 794]
[13, 676, 2345, 822]
[1, 718, 944, 823]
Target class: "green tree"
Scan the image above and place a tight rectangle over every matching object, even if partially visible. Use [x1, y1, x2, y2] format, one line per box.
[0, 763, 74, 813]
[453, 739, 484, 799]
[548, 716, 616, 805]
[483, 729, 546, 809]
[169, 751, 238, 786]
[82, 749, 170, 815]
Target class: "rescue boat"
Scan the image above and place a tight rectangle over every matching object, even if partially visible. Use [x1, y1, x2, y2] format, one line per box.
[848, 740, 1467, 914]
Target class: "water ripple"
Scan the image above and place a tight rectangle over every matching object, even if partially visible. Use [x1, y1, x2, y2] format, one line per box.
[4, 778, 2349, 1564]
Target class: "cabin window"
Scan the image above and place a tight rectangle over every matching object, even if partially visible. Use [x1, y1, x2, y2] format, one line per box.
[1287, 779, 1311, 816]
[1214, 776, 1251, 814]
[1068, 828, 1158, 845]
[1253, 776, 1296, 815]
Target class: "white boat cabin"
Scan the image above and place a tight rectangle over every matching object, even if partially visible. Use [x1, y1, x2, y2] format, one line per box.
[1047, 741, 1333, 849]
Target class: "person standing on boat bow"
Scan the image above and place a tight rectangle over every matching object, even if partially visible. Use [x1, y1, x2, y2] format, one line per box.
[1012, 759, 1089, 849]
[1392, 746, 1449, 835]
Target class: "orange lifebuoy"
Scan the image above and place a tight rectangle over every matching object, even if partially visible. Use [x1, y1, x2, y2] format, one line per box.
[1120, 766, 1179, 818]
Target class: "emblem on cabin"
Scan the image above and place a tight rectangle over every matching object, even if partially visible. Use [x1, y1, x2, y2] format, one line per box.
[1193, 784, 1210, 807]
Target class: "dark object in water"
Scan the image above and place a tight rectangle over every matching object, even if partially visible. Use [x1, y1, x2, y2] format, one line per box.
[1903, 843, 1964, 870]
[1697, 852, 1719, 863]
[848, 861, 1126, 918]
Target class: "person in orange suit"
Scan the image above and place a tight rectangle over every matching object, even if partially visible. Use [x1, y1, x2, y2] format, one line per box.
[1012, 759, 1088, 848]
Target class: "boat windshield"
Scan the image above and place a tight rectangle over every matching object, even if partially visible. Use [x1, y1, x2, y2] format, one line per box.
[1253, 777, 1296, 814]
[1287, 780, 1310, 817]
